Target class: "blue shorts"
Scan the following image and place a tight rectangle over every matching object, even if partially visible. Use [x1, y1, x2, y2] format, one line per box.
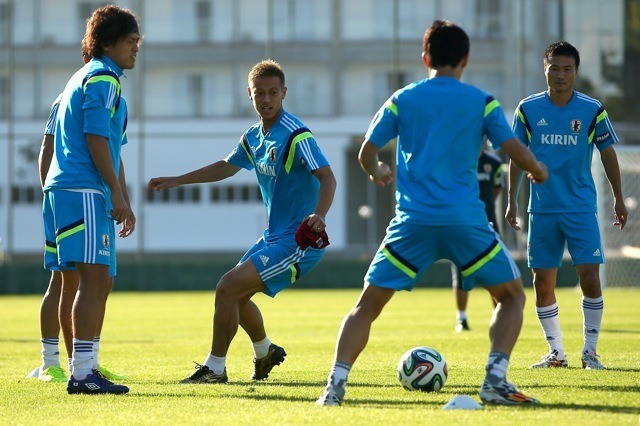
[527, 212, 604, 268]
[365, 218, 520, 291]
[241, 236, 325, 297]
[43, 190, 117, 276]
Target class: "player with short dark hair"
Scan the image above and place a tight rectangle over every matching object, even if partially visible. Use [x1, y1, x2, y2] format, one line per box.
[316, 20, 547, 407]
[43, 5, 139, 394]
[148, 59, 336, 385]
[507, 40, 627, 370]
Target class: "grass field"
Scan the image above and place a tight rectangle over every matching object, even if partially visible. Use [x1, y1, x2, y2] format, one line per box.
[1, 287, 639, 425]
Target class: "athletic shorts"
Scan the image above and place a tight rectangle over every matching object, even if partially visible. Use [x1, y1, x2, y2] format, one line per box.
[241, 236, 325, 297]
[365, 218, 520, 292]
[43, 189, 117, 276]
[527, 212, 604, 268]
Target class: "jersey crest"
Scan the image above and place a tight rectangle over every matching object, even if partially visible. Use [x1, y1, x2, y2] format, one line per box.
[571, 119, 581, 133]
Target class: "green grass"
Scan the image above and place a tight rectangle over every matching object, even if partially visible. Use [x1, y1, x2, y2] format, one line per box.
[1, 287, 639, 425]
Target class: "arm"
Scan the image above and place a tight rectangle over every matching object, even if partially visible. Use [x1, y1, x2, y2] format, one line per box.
[500, 137, 548, 231]
[86, 133, 131, 224]
[148, 160, 241, 191]
[38, 134, 54, 188]
[505, 160, 524, 231]
[358, 140, 394, 187]
[599, 146, 628, 230]
[306, 165, 337, 231]
[118, 159, 136, 237]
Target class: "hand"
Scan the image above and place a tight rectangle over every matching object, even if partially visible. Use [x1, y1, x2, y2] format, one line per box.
[110, 191, 132, 225]
[118, 210, 136, 237]
[148, 177, 179, 191]
[370, 161, 393, 187]
[613, 199, 628, 230]
[305, 213, 326, 233]
[528, 161, 548, 183]
[505, 203, 521, 231]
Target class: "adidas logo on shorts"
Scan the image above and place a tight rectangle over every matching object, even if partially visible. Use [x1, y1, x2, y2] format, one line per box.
[260, 255, 270, 266]
[592, 249, 601, 257]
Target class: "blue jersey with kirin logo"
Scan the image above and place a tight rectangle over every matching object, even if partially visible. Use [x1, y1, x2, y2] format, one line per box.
[512, 90, 618, 213]
[226, 109, 329, 245]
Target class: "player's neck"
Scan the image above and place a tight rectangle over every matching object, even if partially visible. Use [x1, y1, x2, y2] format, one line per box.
[429, 66, 463, 80]
[547, 88, 574, 107]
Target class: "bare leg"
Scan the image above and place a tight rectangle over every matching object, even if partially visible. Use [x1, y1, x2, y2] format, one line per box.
[484, 278, 526, 356]
[576, 264, 601, 298]
[334, 283, 395, 365]
[211, 260, 266, 357]
[59, 270, 79, 360]
[41, 271, 62, 340]
[532, 268, 558, 307]
[455, 289, 468, 311]
[239, 298, 267, 343]
[72, 264, 110, 341]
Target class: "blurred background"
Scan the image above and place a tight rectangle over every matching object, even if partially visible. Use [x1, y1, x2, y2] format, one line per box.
[1, 0, 638, 291]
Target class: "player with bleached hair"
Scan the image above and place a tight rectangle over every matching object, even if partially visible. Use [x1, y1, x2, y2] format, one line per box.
[316, 20, 547, 407]
[148, 59, 336, 385]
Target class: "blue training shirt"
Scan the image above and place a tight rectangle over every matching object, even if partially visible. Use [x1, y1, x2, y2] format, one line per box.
[44, 94, 62, 136]
[512, 91, 618, 213]
[226, 110, 330, 245]
[366, 76, 515, 226]
[44, 56, 128, 195]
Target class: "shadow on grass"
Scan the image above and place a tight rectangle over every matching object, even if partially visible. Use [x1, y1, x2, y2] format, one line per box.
[129, 379, 640, 415]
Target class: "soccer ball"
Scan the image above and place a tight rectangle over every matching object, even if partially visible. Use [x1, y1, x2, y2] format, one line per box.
[397, 346, 448, 392]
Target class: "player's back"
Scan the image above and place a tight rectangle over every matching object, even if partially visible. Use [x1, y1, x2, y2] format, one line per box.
[391, 77, 498, 225]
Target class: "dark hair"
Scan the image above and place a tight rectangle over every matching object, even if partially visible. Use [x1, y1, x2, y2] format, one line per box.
[422, 20, 470, 68]
[82, 5, 140, 58]
[248, 59, 285, 86]
[544, 41, 580, 69]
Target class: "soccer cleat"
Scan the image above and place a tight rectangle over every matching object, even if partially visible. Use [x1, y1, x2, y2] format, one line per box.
[97, 364, 128, 381]
[67, 371, 129, 394]
[39, 366, 68, 383]
[581, 351, 605, 370]
[180, 363, 228, 384]
[250, 343, 287, 380]
[455, 318, 471, 332]
[529, 350, 568, 368]
[316, 384, 346, 406]
[479, 379, 539, 405]
[25, 367, 40, 379]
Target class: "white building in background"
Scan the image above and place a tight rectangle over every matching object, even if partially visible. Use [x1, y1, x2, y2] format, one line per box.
[0, 0, 625, 254]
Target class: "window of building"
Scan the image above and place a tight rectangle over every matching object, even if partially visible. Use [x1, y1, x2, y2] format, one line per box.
[0, 3, 10, 45]
[210, 184, 261, 203]
[187, 74, 204, 117]
[145, 185, 201, 203]
[475, 0, 503, 39]
[11, 185, 40, 204]
[0, 75, 8, 118]
[195, 1, 212, 42]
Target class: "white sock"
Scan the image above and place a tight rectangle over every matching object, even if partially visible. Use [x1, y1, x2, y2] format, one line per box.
[71, 339, 94, 380]
[581, 296, 603, 354]
[92, 337, 100, 370]
[252, 337, 272, 359]
[485, 351, 509, 384]
[328, 361, 351, 388]
[67, 358, 73, 374]
[536, 303, 565, 359]
[41, 338, 60, 370]
[457, 311, 467, 322]
[204, 353, 226, 375]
